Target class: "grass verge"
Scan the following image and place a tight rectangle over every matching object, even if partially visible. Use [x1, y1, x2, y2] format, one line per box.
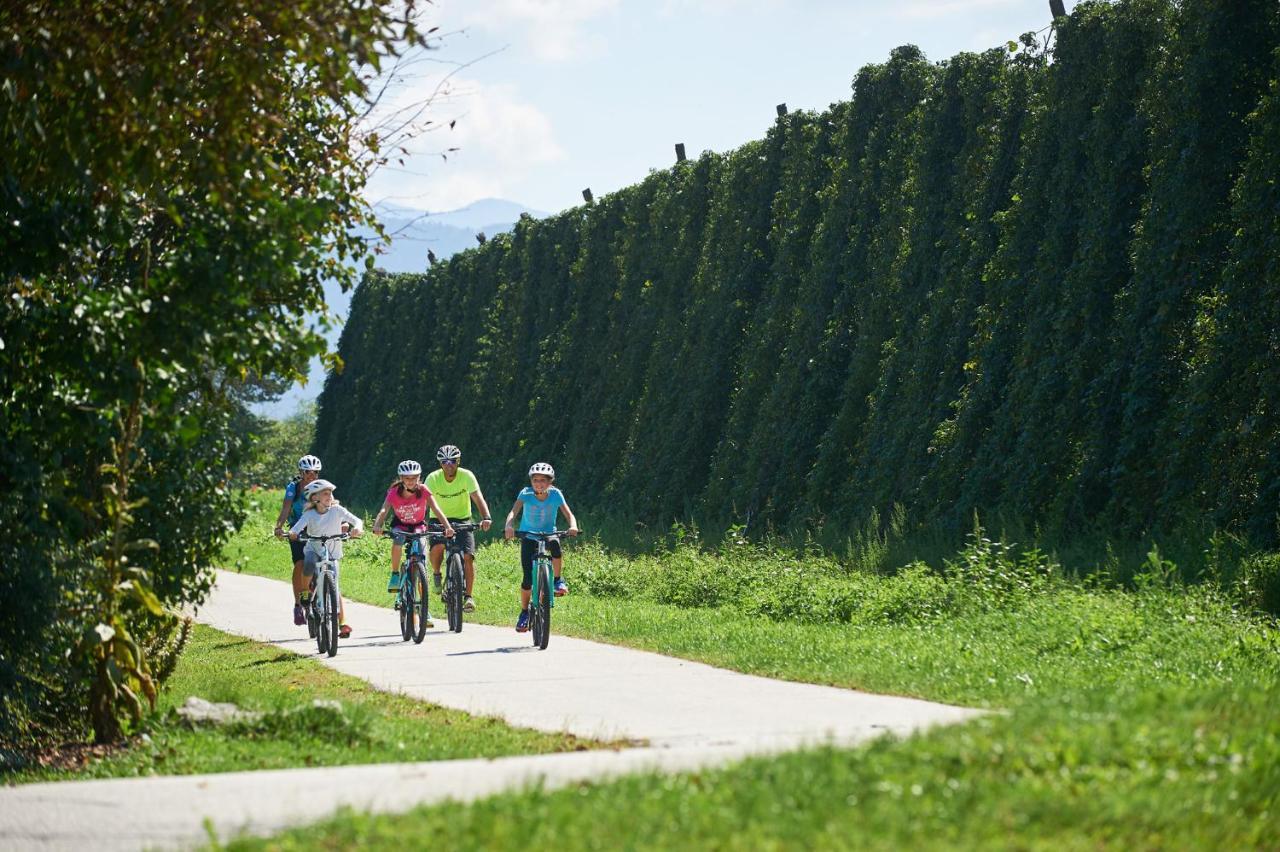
[222, 493, 1280, 848]
[4, 623, 596, 785]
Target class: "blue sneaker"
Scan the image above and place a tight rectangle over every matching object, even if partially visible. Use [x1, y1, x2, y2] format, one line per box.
[554, 577, 569, 597]
[387, 570, 402, 593]
[515, 610, 530, 632]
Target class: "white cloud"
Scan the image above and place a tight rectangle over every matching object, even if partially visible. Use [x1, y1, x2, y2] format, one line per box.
[449, 0, 619, 62]
[362, 77, 565, 210]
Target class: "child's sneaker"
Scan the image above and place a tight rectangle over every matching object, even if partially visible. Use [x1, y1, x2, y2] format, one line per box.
[292, 603, 305, 626]
[515, 610, 530, 632]
[463, 596, 476, 613]
[554, 577, 569, 597]
[387, 570, 402, 593]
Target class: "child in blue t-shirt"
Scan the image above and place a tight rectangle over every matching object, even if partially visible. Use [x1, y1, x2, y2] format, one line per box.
[503, 462, 579, 632]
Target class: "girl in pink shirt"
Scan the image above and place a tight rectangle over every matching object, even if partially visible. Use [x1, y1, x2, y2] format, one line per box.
[372, 460, 455, 598]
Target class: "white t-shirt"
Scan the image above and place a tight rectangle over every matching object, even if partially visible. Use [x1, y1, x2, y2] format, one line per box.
[290, 504, 363, 559]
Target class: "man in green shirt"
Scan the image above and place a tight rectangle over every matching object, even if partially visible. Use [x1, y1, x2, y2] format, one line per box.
[426, 444, 492, 612]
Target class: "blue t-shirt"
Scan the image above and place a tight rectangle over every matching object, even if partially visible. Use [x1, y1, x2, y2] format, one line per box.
[284, 479, 308, 525]
[516, 486, 565, 533]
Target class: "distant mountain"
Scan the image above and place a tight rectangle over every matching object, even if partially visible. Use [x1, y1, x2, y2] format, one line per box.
[367, 198, 549, 274]
[254, 198, 543, 419]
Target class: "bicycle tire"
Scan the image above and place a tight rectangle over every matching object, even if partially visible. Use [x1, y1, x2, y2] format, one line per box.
[447, 552, 464, 633]
[537, 560, 552, 650]
[399, 563, 415, 642]
[316, 574, 331, 656]
[413, 563, 429, 644]
[325, 574, 340, 658]
[528, 557, 541, 647]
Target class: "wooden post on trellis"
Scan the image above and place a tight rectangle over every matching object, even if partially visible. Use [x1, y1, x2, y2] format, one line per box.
[582, 188, 593, 203]
[776, 103, 787, 117]
[674, 143, 686, 163]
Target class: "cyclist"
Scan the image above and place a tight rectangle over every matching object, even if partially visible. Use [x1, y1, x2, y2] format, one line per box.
[425, 444, 492, 613]
[371, 460, 455, 627]
[274, 454, 322, 626]
[503, 462, 579, 632]
[288, 478, 363, 638]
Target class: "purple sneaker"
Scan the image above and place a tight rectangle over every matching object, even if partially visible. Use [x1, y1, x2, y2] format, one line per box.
[293, 603, 305, 626]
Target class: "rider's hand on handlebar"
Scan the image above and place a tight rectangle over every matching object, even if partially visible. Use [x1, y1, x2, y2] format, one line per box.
[480, 519, 492, 532]
[349, 528, 363, 539]
[567, 526, 580, 537]
[443, 525, 456, 538]
[372, 527, 384, 537]
[504, 524, 514, 541]
[288, 531, 299, 541]
[274, 526, 284, 539]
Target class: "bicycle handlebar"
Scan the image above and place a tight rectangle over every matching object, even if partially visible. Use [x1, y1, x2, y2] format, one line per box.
[433, 521, 482, 532]
[514, 530, 575, 540]
[297, 533, 351, 542]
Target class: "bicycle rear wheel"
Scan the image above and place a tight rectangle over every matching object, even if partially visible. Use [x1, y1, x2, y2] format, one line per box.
[325, 576, 340, 658]
[399, 564, 415, 641]
[446, 553, 464, 633]
[534, 560, 552, 650]
[413, 563, 430, 644]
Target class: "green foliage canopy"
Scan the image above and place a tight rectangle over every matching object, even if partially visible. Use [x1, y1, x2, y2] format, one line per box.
[317, 0, 1280, 557]
[1, 0, 426, 743]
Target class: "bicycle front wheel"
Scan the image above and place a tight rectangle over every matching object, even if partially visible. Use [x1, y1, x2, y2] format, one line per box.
[535, 559, 552, 650]
[399, 566, 415, 642]
[316, 575, 331, 656]
[447, 553, 464, 633]
[325, 576, 340, 658]
[413, 563, 430, 644]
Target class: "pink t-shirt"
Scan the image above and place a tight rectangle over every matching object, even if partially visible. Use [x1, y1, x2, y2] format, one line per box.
[386, 485, 431, 527]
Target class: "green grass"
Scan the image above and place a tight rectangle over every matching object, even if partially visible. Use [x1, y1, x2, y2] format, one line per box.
[5, 624, 597, 785]
[221, 494, 1280, 849]
[228, 678, 1280, 851]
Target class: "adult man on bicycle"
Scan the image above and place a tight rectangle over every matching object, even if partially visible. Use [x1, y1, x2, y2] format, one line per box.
[426, 444, 492, 613]
[274, 454, 322, 626]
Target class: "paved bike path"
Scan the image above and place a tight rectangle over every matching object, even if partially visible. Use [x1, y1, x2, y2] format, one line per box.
[0, 570, 983, 850]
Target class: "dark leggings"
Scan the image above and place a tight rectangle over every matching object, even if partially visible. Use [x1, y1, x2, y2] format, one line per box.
[520, 537, 561, 590]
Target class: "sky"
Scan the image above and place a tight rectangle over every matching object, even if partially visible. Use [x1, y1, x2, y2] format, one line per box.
[360, 0, 1071, 216]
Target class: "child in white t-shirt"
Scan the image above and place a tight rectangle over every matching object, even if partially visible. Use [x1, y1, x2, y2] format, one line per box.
[289, 478, 363, 637]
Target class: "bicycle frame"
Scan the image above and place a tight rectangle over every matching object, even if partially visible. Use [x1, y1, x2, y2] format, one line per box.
[390, 530, 431, 643]
[299, 534, 345, 657]
[431, 522, 479, 633]
[517, 530, 565, 650]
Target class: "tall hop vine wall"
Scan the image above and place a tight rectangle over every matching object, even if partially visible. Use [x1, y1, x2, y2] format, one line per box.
[315, 0, 1280, 545]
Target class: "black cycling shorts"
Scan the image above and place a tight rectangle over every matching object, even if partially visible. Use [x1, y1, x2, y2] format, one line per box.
[520, 536, 561, 590]
[289, 538, 305, 564]
[429, 520, 476, 556]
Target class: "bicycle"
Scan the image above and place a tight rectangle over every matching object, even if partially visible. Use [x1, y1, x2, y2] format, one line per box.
[515, 530, 570, 650]
[429, 521, 480, 633]
[298, 533, 347, 658]
[388, 530, 432, 644]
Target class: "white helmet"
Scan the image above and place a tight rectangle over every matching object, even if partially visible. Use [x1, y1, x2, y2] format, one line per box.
[397, 459, 422, 476]
[528, 462, 555, 480]
[436, 444, 461, 462]
[298, 455, 322, 472]
[303, 478, 336, 499]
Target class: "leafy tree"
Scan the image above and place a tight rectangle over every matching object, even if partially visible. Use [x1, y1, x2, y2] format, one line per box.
[1, 0, 426, 744]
